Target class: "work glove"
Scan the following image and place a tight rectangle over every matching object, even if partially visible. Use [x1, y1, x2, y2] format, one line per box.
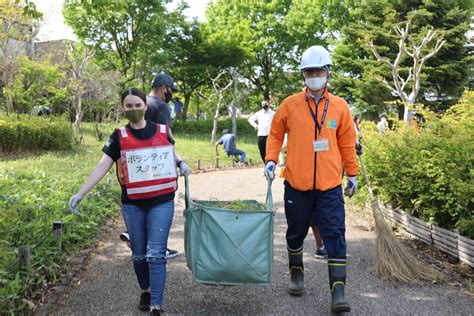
[355, 140, 363, 156]
[178, 161, 191, 176]
[264, 161, 276, 180]
[344, 176, 357, 197]
[69, 193, 84, 214]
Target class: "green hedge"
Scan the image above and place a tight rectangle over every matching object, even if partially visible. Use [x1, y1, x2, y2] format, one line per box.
[172, 117, 255, 135]
[360, 92, 474, 239]
[0, 115, 73, 153]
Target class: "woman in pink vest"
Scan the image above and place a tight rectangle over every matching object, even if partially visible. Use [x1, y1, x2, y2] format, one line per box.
[68, 88, 191, 315]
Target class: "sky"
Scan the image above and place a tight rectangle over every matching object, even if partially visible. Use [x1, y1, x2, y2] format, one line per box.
[34, 0, 211, 42]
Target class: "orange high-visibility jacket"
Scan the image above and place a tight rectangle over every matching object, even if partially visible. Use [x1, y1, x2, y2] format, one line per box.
[266, 88, 358, 191]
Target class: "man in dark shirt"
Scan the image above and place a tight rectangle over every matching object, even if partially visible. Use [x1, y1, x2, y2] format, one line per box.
[145, 73, 178, 128]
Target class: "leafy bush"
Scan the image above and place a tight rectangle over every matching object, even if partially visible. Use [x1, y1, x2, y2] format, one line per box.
[172, 117, 255, 135]
[360, 91, 474, 238]
[0, 115, 73, 153]
[2, 56, 68, 115]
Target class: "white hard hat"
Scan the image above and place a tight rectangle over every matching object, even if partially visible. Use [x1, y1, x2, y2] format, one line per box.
[299, 45, 332, 70]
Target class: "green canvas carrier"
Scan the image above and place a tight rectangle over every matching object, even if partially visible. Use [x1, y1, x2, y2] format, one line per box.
[183, 176, 275, 285]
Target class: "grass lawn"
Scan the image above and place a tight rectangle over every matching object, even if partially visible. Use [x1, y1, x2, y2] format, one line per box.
[174, 133, 262, 168]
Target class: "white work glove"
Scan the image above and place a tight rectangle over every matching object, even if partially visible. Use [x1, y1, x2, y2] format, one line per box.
[344, 176, 357, 197]
[69, 193, 84, 214]
[264, 161, 276, 180]
[178, 161, 191, 176]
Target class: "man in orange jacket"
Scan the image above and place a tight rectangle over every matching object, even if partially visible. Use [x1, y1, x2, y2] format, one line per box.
[264, 45, 358, 313]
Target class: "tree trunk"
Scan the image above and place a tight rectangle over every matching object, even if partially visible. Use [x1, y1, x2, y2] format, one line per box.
[230, 68, 239, 135]
[403, 105, 413, 124]
[182, 94, 191, 121]
[73, 93, 83, 143]
[211, 101, 221, 144]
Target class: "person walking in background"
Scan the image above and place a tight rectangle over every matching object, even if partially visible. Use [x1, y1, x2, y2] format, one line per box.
[215, 129, 247, 165]
[264, 45, 358, 313]
[68, 88, 191, 315]
[377, 114, 389, 134]
[172, 97, 183, 120]
[353, 114, 361, 133]
[248, 100, 275, 162]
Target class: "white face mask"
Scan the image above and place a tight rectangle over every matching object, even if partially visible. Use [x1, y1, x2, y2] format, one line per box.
[305, 76, 327, 91]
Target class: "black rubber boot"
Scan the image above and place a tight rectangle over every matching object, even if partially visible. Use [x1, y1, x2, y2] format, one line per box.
[328, 259, 351, 313]
[288, 246, 304, 296]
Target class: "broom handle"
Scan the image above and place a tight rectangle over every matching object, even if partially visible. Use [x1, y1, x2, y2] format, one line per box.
[357, 155, 376, 201]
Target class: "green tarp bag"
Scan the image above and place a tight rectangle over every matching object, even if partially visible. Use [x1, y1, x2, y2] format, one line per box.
[183, 175, 275, 285]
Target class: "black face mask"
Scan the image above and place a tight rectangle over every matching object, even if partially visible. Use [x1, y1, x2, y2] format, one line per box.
[164, 90, 173, 103]
[263, 105, 269, 110]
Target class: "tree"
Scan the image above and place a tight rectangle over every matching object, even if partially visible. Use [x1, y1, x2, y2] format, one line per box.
[206, 0, 295, 101]
[331, 0, 472, 119]
[199, 70, 233, 144]
[64, 42, 94, 142]
[2, 55, 67, 115]
[0, 0, 42, 113]
[368, 18, 445, 123]
[63, 0, 171, 87]
[204, 0, 348, 103]
[161, 15, 245, 120]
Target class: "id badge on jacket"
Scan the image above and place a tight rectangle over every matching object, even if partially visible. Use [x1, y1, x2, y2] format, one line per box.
[313, 139, 329, 152]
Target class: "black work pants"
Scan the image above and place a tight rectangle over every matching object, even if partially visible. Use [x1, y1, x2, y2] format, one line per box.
[284, 181, 347, 259]
[257, 135, 268, 162]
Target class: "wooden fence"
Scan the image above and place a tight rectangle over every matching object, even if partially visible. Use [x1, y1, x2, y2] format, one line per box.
[364, 201, 474, 267]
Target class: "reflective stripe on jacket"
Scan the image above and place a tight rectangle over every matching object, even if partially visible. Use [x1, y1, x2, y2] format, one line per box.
[117, 124, 177, 200]
[265, 88, 358, 191]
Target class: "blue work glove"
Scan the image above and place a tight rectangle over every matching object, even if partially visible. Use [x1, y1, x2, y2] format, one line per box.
[344, 176, 357, 197]
[68, 193, 84, 214]
[178, 161, 191, 176]
[264, 161, 276, 180]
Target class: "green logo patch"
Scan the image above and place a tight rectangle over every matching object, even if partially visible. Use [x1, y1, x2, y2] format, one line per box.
[326, 119, 337, 129]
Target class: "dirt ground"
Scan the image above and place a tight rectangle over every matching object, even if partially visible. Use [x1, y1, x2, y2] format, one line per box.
[37, 168, 473, 315]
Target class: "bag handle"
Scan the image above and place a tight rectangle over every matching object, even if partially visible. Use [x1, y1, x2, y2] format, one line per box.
[185, 175, 274, 210]
[265, 178, 273, 210]
[184, 175, 191, 209]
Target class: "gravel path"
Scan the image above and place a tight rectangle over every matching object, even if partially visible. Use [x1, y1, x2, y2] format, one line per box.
[41, 168, 473, 315]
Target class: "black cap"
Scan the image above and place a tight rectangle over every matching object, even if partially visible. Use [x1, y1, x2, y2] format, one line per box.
[151, 73, 179, 91]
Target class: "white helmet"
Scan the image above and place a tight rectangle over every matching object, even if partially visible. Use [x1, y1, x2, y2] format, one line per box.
[299, 45, 332, 70]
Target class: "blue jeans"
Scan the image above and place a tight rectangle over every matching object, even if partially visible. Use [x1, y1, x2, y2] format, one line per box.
[122, 200, 174, 307]
[227, 148, 246, 163]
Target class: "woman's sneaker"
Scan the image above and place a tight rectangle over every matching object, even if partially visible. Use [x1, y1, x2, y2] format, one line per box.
[150, 307, 163, 315]
[165, 248, 178, 259]
[119, 232, 130, 242]
[138, 292, 151, 311]
[315, 245, 328, 259]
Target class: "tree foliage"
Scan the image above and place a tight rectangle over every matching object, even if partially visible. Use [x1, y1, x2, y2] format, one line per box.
[2, 55, 67, 114]
[331, 0, 472, 119]
[63, 0, 171, 87]
[162, 14, 246, 119]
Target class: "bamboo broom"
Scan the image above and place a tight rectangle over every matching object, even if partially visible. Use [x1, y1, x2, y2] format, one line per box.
[357, 155, 444, 284]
